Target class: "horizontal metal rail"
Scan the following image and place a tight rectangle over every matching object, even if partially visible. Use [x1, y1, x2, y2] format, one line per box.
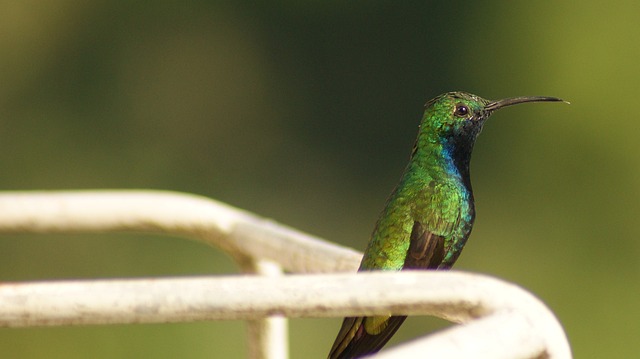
[0, 190, 572, 359]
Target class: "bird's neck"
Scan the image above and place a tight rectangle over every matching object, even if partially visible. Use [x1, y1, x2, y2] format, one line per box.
[409, 136, 475, 192]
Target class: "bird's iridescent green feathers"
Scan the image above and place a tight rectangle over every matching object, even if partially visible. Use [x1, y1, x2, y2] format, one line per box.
[359, 92, 489, 271]
[329, 93, 485, 359]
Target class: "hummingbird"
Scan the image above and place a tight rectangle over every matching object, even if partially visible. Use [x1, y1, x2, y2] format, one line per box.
[327, 91, 565, 359]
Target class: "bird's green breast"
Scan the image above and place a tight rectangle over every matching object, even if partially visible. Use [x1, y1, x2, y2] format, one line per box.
[359, 164, 474, 271]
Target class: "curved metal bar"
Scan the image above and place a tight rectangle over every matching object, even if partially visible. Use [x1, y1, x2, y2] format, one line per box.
[0, 191, 571, 359]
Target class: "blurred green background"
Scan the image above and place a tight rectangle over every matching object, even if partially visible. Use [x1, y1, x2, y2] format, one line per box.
[0, 1, 637, 358]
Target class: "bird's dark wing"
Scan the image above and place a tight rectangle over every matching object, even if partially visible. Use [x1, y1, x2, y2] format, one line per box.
[403, 221, 446, 269]
[327, 221, 445, 359]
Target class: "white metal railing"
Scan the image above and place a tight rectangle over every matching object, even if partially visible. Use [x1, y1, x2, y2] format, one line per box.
[0, 190, 572, 359]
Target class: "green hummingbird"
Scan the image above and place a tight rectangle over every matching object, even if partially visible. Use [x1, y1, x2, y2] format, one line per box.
[328, 91, 565, 359]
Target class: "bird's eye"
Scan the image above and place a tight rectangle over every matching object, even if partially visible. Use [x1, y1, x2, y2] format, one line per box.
[454, 104, 469, 118]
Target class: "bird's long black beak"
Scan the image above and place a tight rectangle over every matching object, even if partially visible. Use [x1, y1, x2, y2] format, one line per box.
[485, 96, 567, 112]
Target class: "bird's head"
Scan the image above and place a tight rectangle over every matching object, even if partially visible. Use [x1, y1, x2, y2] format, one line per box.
[418, 91, 565, 151]
[411, 91, 565, 180]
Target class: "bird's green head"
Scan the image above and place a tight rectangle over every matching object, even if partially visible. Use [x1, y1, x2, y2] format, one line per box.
[413, 91, 565, 178]
[421, 92, 491, 144]
[418, 91, 565, 150]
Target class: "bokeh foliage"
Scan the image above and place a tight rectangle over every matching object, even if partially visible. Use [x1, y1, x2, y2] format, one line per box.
[1, 1, 638, 358]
